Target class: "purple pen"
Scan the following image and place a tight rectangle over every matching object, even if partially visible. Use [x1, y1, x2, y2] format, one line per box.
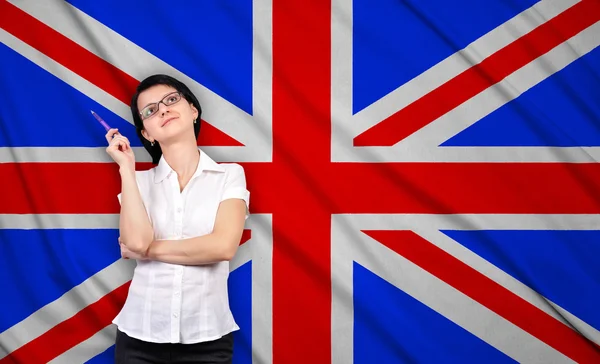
[90, 110, 112, 132]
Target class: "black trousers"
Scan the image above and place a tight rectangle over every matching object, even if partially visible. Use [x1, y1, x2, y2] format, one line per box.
[115, 329, 234, 364]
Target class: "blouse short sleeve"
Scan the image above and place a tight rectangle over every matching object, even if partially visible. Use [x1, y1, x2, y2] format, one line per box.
[220, 164, 250, 219]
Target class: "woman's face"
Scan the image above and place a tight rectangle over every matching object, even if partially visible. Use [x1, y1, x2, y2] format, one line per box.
[138, 84, 198, 145]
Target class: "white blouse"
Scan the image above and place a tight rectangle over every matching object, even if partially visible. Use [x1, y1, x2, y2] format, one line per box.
[112, 149, 250, 344]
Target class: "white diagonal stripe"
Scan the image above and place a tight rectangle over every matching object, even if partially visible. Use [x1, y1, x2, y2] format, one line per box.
[333, 214, 600, 347]
[552, 303, 600, 347]
[332, 215, 577, 364]
[0, 27, 135, 138]
[416, 229, 600, 346]
[0, 258, 135, 359]
[6, 0, 274, 162]
[331, 0, 600, 162]
[401, 21, 600, 153]
[335, 21, 600, 162]
[6, 0, 246, 142]
[333, 0, 579, 134]
[47, 324, 116, 364]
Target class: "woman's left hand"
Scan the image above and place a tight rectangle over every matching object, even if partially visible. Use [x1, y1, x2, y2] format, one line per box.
[119, 237, 148, 260]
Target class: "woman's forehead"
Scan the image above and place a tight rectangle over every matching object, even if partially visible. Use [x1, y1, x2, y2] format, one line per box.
[138, 84, 177, 105]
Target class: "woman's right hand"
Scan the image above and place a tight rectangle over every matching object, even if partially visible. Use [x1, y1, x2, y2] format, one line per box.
[105, 129, 135, 170]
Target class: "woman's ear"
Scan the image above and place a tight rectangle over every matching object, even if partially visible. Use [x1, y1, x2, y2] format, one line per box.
[190, 104, 199, 121]
[141, 129, 153, 143]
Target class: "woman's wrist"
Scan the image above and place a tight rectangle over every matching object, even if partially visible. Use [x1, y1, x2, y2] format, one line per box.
[119, 165, 135, 177]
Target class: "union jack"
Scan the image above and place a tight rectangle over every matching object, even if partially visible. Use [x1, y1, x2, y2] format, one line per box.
[1, 0, 599, 363]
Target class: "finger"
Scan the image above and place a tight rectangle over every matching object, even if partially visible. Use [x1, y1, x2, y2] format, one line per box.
[112, 134, 128, 141]
[108, 140, 126, 153]
[111, 135, 131, 150]
[114, 136, 131, 148]
[104, 128, 120, 144]
[109, 137, 129, 152]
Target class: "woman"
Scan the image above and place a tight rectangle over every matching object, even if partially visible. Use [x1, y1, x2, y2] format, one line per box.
[105, 74, 249, 363]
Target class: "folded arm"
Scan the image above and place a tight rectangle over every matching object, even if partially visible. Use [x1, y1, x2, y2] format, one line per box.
[144, 198, 247, 265]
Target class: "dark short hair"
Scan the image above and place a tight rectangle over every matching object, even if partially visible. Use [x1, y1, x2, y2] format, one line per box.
[130, 74, 202, 164]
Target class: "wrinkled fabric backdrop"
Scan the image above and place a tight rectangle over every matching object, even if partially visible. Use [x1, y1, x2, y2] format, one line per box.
[1, 0, 599, 363]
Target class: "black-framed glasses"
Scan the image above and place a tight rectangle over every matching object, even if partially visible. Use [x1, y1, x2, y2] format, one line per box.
[139, 92, 183, 120]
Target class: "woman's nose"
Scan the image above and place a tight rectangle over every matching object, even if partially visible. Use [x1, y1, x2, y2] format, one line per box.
[157, 101, 170, 115]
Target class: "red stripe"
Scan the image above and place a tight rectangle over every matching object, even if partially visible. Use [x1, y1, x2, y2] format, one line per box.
[0, 2, 243, 147]
[0, 282, 130, 364]
[0, 162, 271, 214]
[328, 162, 600, 214]
[272, 0, 332, 362]
[363, 230, 600, 363]
[5, 162, 599, 214]
[0, 163, 125, 214]
[353, 0, 600, 146]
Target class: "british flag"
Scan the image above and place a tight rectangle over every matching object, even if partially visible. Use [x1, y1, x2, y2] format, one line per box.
[1, 0, 599, 363]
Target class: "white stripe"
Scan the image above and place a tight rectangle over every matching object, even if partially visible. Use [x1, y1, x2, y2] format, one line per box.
[7, 144, 596, 164]
[247, 214, 273, 364]
[252, 0, 274, 162]
[331, 0, 355, 168]
[0, 259, 135, 359]
[7, 0, 273, 162]
[0, 147, 150, 163]
[47, 324, 116, 364]
[332, 215, 576, 364]
[0, 146, 270, 163]
[340, 213, 600, 231]
[2, 212, 256, 268]
[230, 237, 252, 272]
[331, 0, 600, 162]
[0, 214, 119, 229]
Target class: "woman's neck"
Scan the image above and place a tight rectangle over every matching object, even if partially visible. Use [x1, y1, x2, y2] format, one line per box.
[161, 140, 200, 181]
